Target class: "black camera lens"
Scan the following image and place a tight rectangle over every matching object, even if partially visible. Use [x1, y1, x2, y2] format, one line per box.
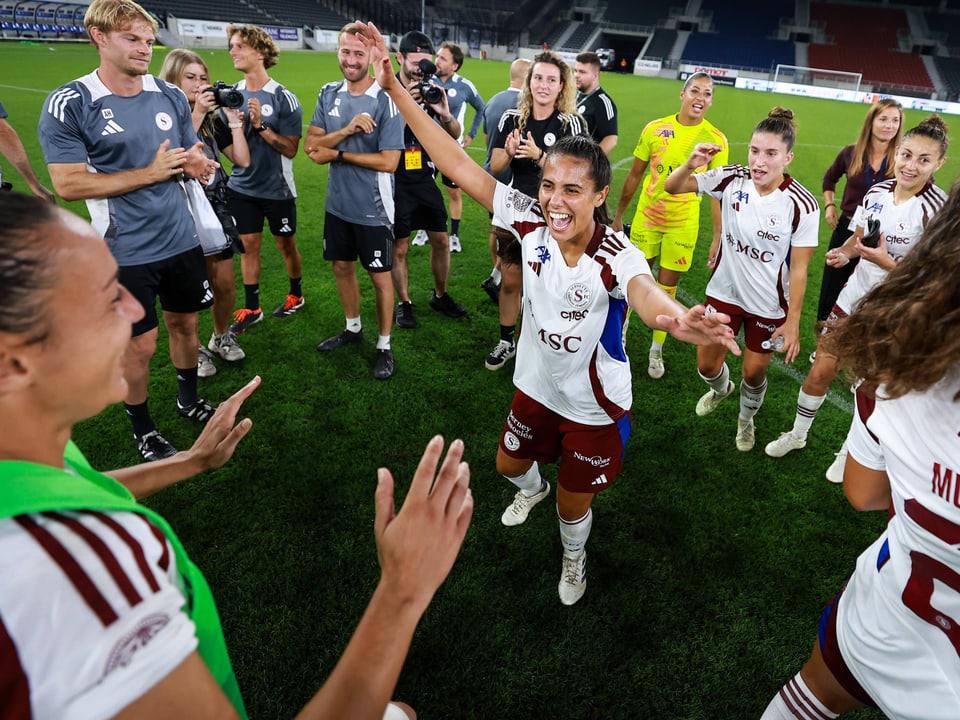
[208, 81, 245, 109]
[421, 83, 443, 105]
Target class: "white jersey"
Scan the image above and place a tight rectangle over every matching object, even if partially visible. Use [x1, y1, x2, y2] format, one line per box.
[0, 508, 197, 719]
[695, 165, 819, 319]
[492, 183, 652, 425]
[836, 178, 946, 314]
[837, 377, 960, 719]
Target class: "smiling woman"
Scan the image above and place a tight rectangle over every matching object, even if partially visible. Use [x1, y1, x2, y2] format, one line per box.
[357, 19, 740, 606]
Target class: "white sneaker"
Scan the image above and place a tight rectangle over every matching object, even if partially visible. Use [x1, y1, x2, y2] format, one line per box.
[647, 350, 665, 379]
[197, 346, 217, 378]
[411, 229, 428, 246]
[809, 350, 817, 363]
[825, 445, 848, 484]
[735, 417, 755, 452]
[449, 233, 462, 253]
[558, 552, 587, 606]
[764, 431, 806, 458]
[696, 380, 736, 417]
[501, 480, 550, 526]
[208, 331, 246, 362]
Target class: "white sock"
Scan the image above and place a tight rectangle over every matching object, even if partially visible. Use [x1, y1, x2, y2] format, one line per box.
[376, 335, 391, 350]
[699, 363, 731, 395]
[491, 267, 502, 284]
[506, 462, 544, 497]
[558, 507, 592, 557]
[760, 672, 839, 719]
[792, 390, 826, 438]
[739, 378, 768, 421]
[650, 339, 664, 354]
[346, 316, 361, 333]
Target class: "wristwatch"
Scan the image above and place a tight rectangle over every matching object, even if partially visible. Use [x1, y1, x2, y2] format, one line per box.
[336, 149, 345, 164]
[253, 123, 267, 133]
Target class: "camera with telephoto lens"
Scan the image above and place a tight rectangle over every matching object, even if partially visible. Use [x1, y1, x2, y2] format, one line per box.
[206, 81, 245, 109]
[860, 217, 881, 248]
[416, 59, 444, 105]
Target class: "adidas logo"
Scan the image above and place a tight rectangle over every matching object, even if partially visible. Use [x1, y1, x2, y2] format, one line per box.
[201, 287, 214, 304]
[369, 257, 384, 268]
[101, 119, 125, 135]
[279, 224, 292, 233]
[527, 260, 541, 276]
[675, 256, 688, 266]
[590, 474, 608, 486]
[328, 106, 340, 117]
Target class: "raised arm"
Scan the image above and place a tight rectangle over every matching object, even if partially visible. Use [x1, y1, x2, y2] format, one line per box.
[663, 142, 722, 196]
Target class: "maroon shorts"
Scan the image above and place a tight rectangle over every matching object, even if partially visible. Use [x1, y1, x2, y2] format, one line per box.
[498, 390, 630, 494]
[705, 296, 784, 354]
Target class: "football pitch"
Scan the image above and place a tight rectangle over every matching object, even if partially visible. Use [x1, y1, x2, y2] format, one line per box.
[6, 39, 950, 718]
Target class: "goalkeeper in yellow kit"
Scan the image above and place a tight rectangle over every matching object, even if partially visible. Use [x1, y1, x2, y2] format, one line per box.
[613, 72, 728, 378]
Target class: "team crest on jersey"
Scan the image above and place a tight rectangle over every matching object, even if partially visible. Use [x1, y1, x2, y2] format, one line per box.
[565, 282, 590, 308]
[505, 188, 533, 213]
[766, 215, 781, 229]
[448, 88, 457, 98]
[578, 104, 586, 114]
[261, 104, 275, 117]
[101, 108, 114, 119]
[896, 221, 908, 232]
[155, 112, 173, 131]
[544, 132, 557, 147]
[104, 613, 171, 674]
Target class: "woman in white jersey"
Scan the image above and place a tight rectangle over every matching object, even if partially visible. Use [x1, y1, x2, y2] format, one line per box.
[357, 21, 739, 606]
[759, 181, 960, 720]
[664, 107, 819, 452]
[764, 116, 948, 474]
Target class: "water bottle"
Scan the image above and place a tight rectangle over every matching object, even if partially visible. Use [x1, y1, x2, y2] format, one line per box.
[761, 335, 785, 351]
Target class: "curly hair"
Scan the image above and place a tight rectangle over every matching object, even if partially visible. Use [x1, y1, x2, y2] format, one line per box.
[515, 51, 579, 136]
[848, 99, 903, 178]
[821, 178, 960, 399]
[227, 23, 279, 69]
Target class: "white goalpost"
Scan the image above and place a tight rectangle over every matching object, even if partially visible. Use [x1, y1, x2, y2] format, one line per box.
[773, 64, 862, 93]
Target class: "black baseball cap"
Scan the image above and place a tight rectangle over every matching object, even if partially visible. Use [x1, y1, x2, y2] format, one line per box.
[399, 31, 434, 55]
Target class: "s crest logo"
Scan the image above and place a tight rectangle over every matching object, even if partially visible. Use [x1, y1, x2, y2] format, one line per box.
[261, 104, 275, 117]
[544, 132, 557, 147]
[766, 215, 781, 228]
[565, 282, 590, 308]
[155, 112, 173, 131]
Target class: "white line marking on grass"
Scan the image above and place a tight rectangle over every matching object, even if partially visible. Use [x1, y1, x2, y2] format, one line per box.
[676, 286, 853, 415]
[0, 83, 51, 94]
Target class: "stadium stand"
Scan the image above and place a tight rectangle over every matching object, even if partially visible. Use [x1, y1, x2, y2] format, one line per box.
[644, 28, 678, 60]
[682, 33, 795, 72]
[925, 9, 960, 47]
[560, 21, 598, 52]
[934, 55, 960, 101]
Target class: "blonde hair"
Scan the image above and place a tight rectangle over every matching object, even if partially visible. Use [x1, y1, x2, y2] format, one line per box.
[515, 51, 578, 136]
[849, 99, 903, 177]
[158, 48, 207, 88]
[226, 23, 279, 69]
[84, 0, 156, 36]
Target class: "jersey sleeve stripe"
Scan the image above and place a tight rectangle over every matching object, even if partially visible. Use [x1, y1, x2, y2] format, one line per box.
[43, 511, 144, 607]
[135, 514, 171, 572]
[85, 510, 162, 593]
[781, 675, 835, 719]
[14, 514, 118, 626]
[0, 617, 30, 719]
[46, 88, 80, 123]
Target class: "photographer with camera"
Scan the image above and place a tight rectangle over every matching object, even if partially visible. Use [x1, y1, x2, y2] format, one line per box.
[160, 48, 249, 377]
[390, 31, 467, 329]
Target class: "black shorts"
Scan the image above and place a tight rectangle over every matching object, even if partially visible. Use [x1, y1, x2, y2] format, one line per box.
[494, 226, 521, 266]
[323, 212, 393, 272]
[394, 178, 447, 239]
[440, 172, 458, 189]
[120, 246, 213, 337]
[226, 187, 297, 237]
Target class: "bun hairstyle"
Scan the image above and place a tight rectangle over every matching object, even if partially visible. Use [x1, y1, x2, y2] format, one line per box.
[754, 106, 797, 151]
[903, 114, 950, 157]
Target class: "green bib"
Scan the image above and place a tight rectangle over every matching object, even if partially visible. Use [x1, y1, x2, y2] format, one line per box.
[0, 441, 248, 718]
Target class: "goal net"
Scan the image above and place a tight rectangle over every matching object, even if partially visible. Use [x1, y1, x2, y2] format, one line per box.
[773, 64, 862, 93]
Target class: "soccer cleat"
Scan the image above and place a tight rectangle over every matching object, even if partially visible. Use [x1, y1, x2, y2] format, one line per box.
[764, 431, 806, 458]
[696, 380, 736, 416]
[208, 331, 245, 362]
[177, 397, 216, 424]
[449, 233, 462, 253]
[429, 292, 468, 318]
[197, 346, 217, 378]
[647, 349, 665, 379]
[485, 340, 516, 371]
[501, 480, 550, 526]
[136, 430, 177, 462]
[826, 445, 848, 484]
[480, 276, 501, 305]
[316, 329, 363, 352]
[411, 229, 428, 246]
[395, 301, 417, 329]
[373, 348, 395, 380]
[735, 417, 756, 452]
[558, 552, 587, 606]
[230, 307, 263, 334]
[273, 294, 305, 318]
[809, 350, 817, 364]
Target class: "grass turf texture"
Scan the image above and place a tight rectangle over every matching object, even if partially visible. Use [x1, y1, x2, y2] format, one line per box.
[8, 41, 957, 718]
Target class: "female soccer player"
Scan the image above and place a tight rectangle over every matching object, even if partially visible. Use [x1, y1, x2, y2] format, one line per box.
[357, 20, 739, 605]
[664, 108, 819, 452]
[484, 50, 586, 371]
[813, 98, 903, 359]
[612, 72, 729, 379]
[159, 49, 249, 376]
[759, 178, 960, 720]
[764, 116, 948, 472]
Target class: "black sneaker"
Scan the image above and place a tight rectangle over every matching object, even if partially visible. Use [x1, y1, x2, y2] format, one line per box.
[136, 430, 177, 462]
[177, 397, 216, 424]
[272, 294, 305, 318]
[480, 276, 501, 305]
[230, 307, 263, 334]
[485, 340, 516, 371]
[395, 301, 417, 329]
[373, 348, 395, 380]
[429, 292, 467, 318]
[316, 329, 363, 352]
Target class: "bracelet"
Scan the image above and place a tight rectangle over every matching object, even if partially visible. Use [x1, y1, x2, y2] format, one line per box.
[538, 148, 545, 162]
[336, 149, 345, 164]
[825, 201, 836, 208]
[228, 122, 243, 129]
[253, 124, 266, 133]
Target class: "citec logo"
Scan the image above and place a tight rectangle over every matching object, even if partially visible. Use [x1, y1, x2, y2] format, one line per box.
[756, 230, 781, 242]
[564, 282, 590, 308]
